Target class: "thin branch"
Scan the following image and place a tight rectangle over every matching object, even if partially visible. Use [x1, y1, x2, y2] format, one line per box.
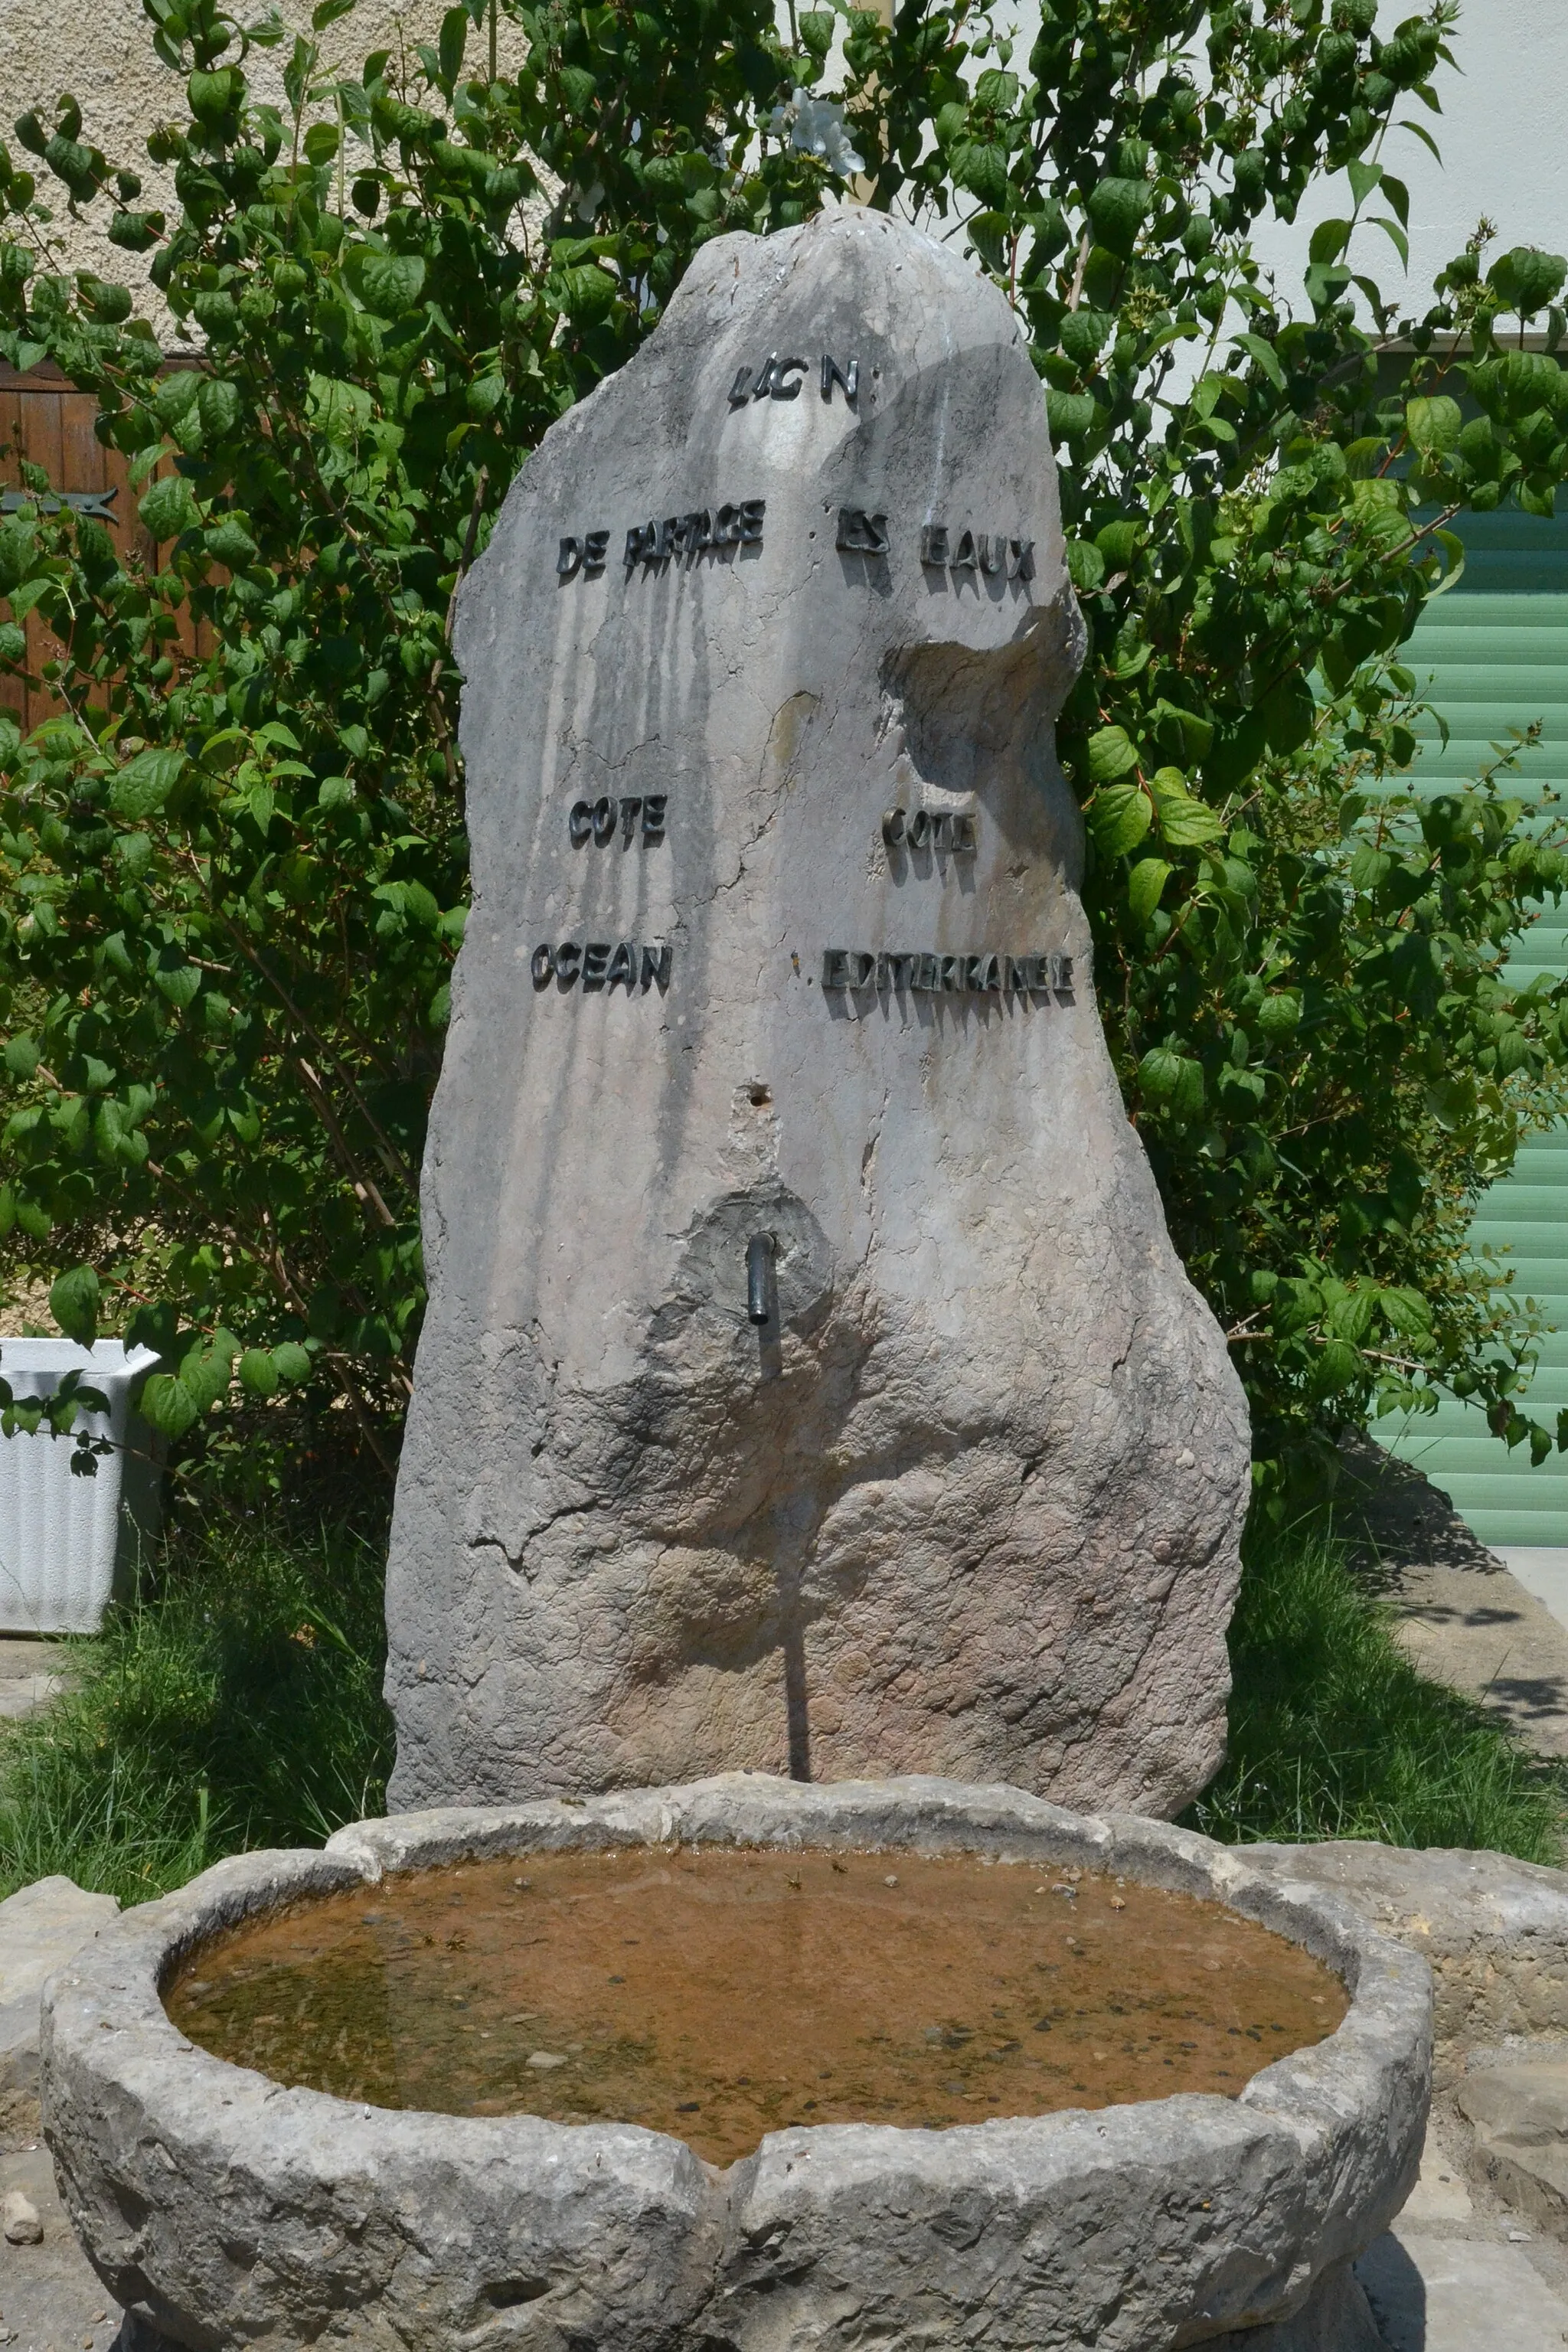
[1067, 229, 1090, 313]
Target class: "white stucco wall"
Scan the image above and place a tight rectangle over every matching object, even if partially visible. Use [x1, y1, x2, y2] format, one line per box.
[977, 0, 1568, 315]
[1248, 0, 1568, 316]
[0, 0, 528, 325]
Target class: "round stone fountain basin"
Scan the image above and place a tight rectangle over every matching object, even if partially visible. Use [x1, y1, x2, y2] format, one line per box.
[161, 1841, 1353, 2164]
[41, 1776, 1430, 2352]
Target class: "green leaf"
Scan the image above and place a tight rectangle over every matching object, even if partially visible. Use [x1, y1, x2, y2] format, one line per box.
[1258, 676, 1317, 756]
[438, 5, 467, 86]
[1371, 215, 1409, 268]
[1086, 725, 1140, 783]
[306, 374, 374, 442]
[3, 1033, 38, 1080]
[197, 378, 241, 439]
[271, 1341, 312, 1385]
[1236, 332, 1286, 391]
[1085, 177, 1148, 258]
[1406, 394, 1462, 456]
[152, 369, 201, 426]
[237, 1345, 279, 1397]
[49, 1265, 100, 1344]
[1089, 781, 1152, 858]
[152, 962, 201, 1009]
[1046, 389, 1097, 443]
[1127, 857, 1172, 926]
[1427, 528, 1467, 596]
[110, 748, 184, 818]
[206, 517, 259, 569]
[139, 1370, 199, 1438]
[1150, 769, 1224, 846]
[974, 69, 1020, 110]
[178, 1335, 238, 1413]
[1488, 245, 1568, 318]
[558, 263, 618, 321]
[1347, 158, 1381, 208]
[1064, 538, 1105, 593]
[138, 474, 201, 540]
[1138, 1047, 1204, 1119]
[187, 69, 237, 120]
[1257, 992, 1302, 1040]
[951, 139, 1008, 209]
[350, 250, 426, 317]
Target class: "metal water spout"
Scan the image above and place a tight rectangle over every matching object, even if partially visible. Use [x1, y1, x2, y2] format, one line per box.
[746, 1232, 777, 1327]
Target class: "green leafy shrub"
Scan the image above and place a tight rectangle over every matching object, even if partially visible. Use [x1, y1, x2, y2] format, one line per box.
[0, 0, 1565, 1497]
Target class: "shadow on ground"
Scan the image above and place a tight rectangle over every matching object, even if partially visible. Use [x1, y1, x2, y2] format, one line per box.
[1338, 1437, 1568, 1759]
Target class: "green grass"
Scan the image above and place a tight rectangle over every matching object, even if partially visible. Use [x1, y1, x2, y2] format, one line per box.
[1186, 1511, 1566, 1864]
[0, 1503, 394, 1906]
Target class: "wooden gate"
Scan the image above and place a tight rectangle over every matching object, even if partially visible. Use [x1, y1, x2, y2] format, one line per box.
[0, 358, 206, 735]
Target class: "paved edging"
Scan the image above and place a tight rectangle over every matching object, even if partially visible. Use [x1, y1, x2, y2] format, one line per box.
[0, 1877, 117, 2135]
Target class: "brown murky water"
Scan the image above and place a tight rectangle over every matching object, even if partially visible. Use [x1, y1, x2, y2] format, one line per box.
[165, 1847, 1348, 2165]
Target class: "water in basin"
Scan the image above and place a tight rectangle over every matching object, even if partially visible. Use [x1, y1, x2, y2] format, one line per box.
[165, 1846, 1348, 2165]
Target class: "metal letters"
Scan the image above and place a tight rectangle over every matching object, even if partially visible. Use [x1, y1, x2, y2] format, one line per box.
[882, 807, 978, 854]
[837, 507, 890, 556]
[821, 353, 859, 404]
[622, 500, 766, 567]
[728, 354, 859, 407]
[556, 530, 609, 580]
[822, 949, 1072, 996]
[569, 795, 668, 848]
[531, 939, 672, 993]
[556, 502, 766, 580]
[920, 521, 1034, 583]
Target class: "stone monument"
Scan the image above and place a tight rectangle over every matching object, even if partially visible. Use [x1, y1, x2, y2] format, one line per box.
[384, 209, 1250, 1816]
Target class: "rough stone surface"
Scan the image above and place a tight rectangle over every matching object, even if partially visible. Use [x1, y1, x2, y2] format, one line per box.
[385, 209, 1250, 1818]
[1458, 2061, 1568, 2236]
[43, 1776, 1429, 2352]
[0, 1877, 118, 2135]
[2, 2188, 41, 2243]
[1243, 1840, 1568, 2078]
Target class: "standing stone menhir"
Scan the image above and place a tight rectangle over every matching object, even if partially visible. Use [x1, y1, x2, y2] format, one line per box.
[384, 209, 1250, 1816]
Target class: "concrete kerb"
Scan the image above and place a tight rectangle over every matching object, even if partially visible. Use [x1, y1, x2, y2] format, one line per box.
[40, 1775, 1432, 2352]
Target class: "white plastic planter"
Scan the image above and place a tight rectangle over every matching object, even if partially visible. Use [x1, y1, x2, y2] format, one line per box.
[0, 1340, 163, 1635]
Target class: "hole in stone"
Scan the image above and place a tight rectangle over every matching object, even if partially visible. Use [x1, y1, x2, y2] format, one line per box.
[482, 2278, 550, 2308]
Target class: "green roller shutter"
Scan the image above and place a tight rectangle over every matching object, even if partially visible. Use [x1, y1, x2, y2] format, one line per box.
[1384, 508, 1568, 1543]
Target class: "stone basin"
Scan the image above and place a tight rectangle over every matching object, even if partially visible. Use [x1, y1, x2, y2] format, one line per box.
[39, 1775, 1430, 2351]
